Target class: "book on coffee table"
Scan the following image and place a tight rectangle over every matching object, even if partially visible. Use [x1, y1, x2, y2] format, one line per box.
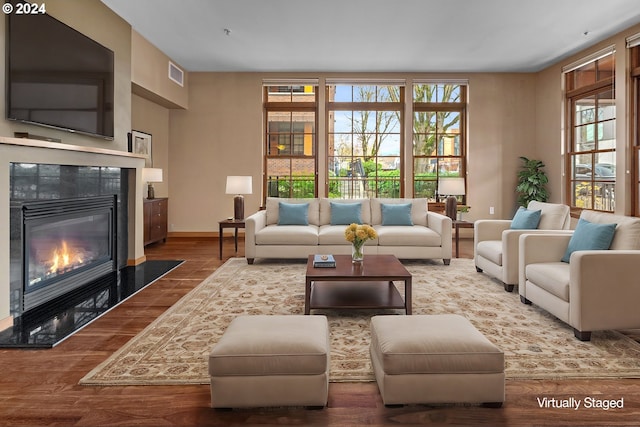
[313, 254, 336, 268]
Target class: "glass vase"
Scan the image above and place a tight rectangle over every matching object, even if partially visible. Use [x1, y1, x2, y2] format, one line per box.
[351, 243, 364, 264]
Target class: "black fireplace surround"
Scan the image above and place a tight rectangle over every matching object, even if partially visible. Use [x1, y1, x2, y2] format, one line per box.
[9, 163, 129, 318]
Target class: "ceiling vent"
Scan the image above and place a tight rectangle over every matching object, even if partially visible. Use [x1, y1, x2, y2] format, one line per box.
[168, 61, 184, 87]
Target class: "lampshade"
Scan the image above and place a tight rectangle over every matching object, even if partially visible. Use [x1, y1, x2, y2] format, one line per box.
[438, 177, 465, 196]
[225, 176, 253, 195]
[142, 168, 163, 183]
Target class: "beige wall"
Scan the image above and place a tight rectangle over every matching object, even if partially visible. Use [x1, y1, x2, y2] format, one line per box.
[168, 73, 264, 233]
[467, 74, 537, 219]
[132, 94, 170, 199]
[166, 73, 538, 233]
[132, 30, 189, 110]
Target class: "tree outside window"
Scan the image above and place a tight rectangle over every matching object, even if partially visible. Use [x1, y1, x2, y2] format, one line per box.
[327, 84, 403, 199]
[412, 84, 466, 202]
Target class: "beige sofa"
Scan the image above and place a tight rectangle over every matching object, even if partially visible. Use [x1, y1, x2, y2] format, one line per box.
[474, 201, 571, 292]
[245, 197, 452, 264]
[519, 210, 640, 341]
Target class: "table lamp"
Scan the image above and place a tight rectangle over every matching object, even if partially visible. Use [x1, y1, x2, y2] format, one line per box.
[226, 176, 252, 220]
[142, 168, 163, 199]
[438, 177, 465, 221]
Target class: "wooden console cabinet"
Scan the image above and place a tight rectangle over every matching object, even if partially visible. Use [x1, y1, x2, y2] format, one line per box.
[144, 198, 168, 246]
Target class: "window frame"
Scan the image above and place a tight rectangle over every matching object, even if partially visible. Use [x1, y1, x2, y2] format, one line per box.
[412, 83, 467, 203]
[325, 83, 405, 199]
[631, 45, 640, 216]
[564, 54, 616, 213]
[263, 84, 318, 201]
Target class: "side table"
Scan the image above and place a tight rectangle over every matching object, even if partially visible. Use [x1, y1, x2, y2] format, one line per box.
[453, 220, 474, 258]
[218, 219, 245, 259]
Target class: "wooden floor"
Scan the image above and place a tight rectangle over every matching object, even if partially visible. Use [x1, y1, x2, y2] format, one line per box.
[1, 236, 640, 426]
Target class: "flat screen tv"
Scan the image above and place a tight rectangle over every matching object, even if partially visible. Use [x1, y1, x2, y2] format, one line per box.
[6, 5, 115, 139]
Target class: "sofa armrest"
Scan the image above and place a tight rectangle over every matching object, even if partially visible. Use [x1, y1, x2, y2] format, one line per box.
[569, 250, 640, 331]
[474, 220, 512, 244]
[427, 211, 452, 257]
[245, 210, 267, 260]
[427, 211, 452, 238]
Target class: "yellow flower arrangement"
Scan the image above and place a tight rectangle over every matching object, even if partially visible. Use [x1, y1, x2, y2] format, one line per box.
[344, 223, 377, 261]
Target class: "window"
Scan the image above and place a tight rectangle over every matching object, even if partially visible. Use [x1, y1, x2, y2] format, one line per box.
[263, 84, 317, 198]
[412, 83, 466, 202]
[326, 83, 403, 199]
[631, 44, 640, 216]
[565, 53, 616, 211]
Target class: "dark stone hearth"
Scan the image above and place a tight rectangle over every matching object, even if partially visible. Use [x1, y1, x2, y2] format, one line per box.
[0, 260, 183, 348]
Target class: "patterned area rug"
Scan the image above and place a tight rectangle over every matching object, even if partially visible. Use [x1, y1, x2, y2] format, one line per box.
[80, 257, 640, 386]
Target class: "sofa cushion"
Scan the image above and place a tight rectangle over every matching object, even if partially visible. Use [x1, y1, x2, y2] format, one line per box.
[476, 240, 503, 266]
[580, 210, 640, 250]
[255, 224, 319, 245]
[525, 262, 570, 301]
[510, 207, 541, 230]
[278, 202, 309, 225]
[371, 198, 428, 227]
[266, 198, 320, 226]
[318, 225, 379, 245]
[561, 218, 616, 263]
[374, 225, 441, 246]
[381, 203, 413, 226]
[330, 201, 363, 225]
[319, 198, 370, 225]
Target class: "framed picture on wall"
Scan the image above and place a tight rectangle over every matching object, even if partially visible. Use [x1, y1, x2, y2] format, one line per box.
[128, 130, 153, 167]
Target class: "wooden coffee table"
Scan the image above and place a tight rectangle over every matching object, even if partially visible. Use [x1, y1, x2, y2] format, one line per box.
[304, 254, 412, 315]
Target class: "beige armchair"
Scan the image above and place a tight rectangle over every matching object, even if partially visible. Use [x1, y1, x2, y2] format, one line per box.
[519, 211, 640, 341]
[474, 201, 570, 292]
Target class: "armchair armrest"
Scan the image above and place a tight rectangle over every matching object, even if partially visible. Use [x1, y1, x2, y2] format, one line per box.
[474, 220, 512, 243]
[518, 233, 573, 294]
[570, 250, 640, 332]
[501, 229, 573, 285]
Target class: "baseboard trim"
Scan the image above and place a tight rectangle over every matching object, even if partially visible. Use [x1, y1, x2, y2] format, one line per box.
[0, 315, 14, 332]
[168, 231, 246, 238]
[127, 255, 147, 266]
[169, 231, 217, 238]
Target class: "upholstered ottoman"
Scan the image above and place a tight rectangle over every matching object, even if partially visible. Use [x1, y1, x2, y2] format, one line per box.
[370, 314, 504, 407]
[208, 315, 330, 408]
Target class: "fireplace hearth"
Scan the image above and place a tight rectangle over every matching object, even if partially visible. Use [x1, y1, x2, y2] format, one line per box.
[20, 196, 117, 313]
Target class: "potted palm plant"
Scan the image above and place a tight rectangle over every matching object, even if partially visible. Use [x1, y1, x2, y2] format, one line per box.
[516, 156, 549, 207]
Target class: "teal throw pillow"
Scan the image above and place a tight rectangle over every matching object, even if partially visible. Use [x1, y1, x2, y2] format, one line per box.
[278, 202, 309, 225]
[561, 218, 616, 263]
[510, 207, 542, 230]
[381, 203, 413, 226]
[330, 202, 362, 225]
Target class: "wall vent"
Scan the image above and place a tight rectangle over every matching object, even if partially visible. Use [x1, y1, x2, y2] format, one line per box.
[168, 61, 184, 87]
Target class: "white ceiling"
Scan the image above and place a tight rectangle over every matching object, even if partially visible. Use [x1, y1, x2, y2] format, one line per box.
[101, 0, 640, 73]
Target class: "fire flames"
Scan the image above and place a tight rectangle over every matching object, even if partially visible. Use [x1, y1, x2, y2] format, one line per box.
[49, 240, 84, 274]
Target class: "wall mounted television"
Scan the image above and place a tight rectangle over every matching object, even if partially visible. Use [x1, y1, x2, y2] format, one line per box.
[6, 4, 115, 140]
